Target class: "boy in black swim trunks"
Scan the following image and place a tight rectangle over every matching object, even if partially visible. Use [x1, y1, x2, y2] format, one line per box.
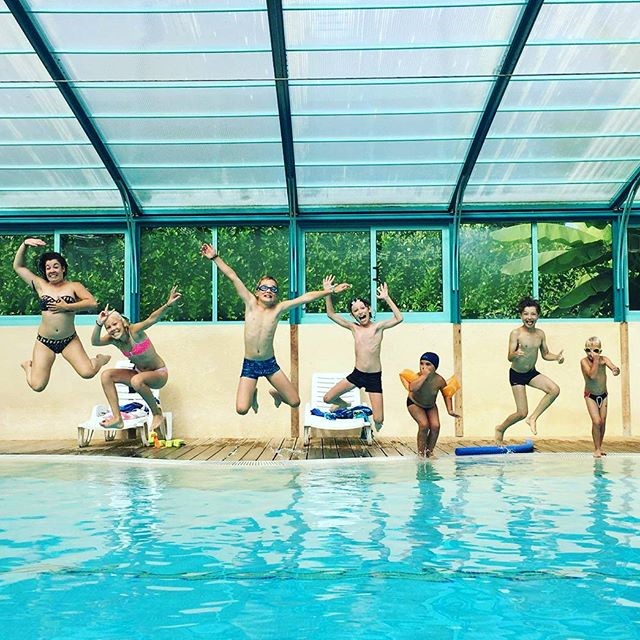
[580, 336, 620, 458]
[495, 297, 564, 444]
[404, 352, 460, 458]
[323, 282, 403, 432]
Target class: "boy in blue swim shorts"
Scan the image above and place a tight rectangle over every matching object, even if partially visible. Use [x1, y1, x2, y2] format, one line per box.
[201, 244, 349, 415]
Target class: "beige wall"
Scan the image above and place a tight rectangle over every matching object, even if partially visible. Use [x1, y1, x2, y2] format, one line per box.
[0, 320, 635, 441]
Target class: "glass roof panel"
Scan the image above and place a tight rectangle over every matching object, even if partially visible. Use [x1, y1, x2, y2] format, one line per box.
[468, 2, 640, 205]
[298, 186, 452, 207]
[0, 2, 120, 210]
[285, 3, 523, 207]
[464, 182, 618, 204]
[24, 1, 287, 210]
[0, 190, 123, 209]
[137, 188, 288, 209]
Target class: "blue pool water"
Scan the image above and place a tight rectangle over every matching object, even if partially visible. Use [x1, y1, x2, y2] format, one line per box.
[1, 454, 639, 640]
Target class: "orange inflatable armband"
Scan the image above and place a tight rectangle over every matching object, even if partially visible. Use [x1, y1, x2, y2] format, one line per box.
[442, 375, 461, 398]
[399, 369, 419, 390]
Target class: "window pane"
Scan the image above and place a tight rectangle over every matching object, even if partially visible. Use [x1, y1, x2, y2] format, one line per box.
[538, 222, 612, 318]
[217, 227, 289, 322]
[140, 227, 212, 321]
[460, 223, 532, 319]
[0, 234, 54, 315]
[377, 230, 443, 313]
[304, 231, 370, 315]
[628, 228, 640, 312]
[60, 234, 124, 314]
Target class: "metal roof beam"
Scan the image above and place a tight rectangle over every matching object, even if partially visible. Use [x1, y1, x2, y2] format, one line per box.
[611, 164, 640, 210]
[447, 0, 545, 213]
[5, 0, 143, 216]
[266, 0, 299, 216]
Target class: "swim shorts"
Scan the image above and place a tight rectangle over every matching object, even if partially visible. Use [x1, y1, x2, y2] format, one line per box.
[584, 390, 608, 408]
[509, 368, 541, 386]
[241, 356, 281, 379]
[346, 368, 382, 393]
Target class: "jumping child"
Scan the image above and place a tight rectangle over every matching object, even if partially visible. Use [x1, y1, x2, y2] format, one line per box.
[91, 286, 181, 436]
[580, 336, 620, 458]
[495, 296, 564, 444]
[201, 244, 349, 414]
[403, 352, 460, 458]
[323, 281, 403, 432]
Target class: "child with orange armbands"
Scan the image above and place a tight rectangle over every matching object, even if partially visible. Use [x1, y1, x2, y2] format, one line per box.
[400, 352, 460, 458]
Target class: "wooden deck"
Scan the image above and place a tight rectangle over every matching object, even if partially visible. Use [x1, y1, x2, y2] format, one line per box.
[1, 436, 639, 461]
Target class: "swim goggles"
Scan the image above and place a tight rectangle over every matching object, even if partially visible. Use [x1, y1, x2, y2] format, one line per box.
[257, 284, 278, 294]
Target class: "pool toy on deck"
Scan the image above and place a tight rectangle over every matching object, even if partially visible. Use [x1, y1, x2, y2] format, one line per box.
[455, 440, 534, 456]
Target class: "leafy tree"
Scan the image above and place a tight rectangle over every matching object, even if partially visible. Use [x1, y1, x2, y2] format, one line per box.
[0, 234, 54, 315]
[140, 226, 212, 321]
[217, 226, 289, 321]
[377, 230, 443, 312]
[460, 224, 531, 318]
[61, 233, 124, 314]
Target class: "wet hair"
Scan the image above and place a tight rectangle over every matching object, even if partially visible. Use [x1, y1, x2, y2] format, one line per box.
[349, 297, 370, 312]
[585, 335, 601, 347]
[38, 251, 68, 280]
[517, 296, 540, 315]
[257, 274, 279, 288]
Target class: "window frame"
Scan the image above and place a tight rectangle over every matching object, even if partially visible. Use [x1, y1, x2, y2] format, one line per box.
[299, 223, 451, 323]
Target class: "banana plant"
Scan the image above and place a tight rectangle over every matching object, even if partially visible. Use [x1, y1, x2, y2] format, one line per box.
[491, 222, 613, 317]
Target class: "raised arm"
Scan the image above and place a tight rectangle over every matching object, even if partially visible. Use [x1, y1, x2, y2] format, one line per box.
[200, 243, 254, 304]
[279, 275, 350, 314]
[375, 282, 403, 330]
[324, 275, 353, 329]
[13, 237, 45, 287]
[91, 305, 114, 346]
[132, 286, 182, 332]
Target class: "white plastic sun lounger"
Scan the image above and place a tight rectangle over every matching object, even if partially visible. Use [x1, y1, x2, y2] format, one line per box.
[303, 372, 372, 446]
[77, 360, 173, 447]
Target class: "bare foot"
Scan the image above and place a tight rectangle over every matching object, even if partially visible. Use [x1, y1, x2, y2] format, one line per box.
[495, 426, 506, 445]
[151, 414, 166, 439]
[330, 398, 349, 411]
[95, 354, 111, 368]
[374, 421, 383, 432]
[269, 389, 282, 408]
[20, 360, 32, 375]
[525, 416, 537, 435]
[251, 389, 259, 414]
[100, 416, 124, 429]
[593, 450, 602, 458]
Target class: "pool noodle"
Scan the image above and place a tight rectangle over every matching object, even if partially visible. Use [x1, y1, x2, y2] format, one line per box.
[455, 439, 534, 456]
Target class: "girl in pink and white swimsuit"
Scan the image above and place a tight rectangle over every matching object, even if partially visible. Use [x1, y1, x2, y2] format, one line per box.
[91, 286, 181, 434]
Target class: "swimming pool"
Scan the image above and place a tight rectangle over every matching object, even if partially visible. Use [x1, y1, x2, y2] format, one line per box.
[1, 454, 638, 639]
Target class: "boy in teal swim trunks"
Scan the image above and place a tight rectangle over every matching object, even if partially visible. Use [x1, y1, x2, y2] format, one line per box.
[201, 244, 349, 415]
[495, 297, 564, 444]
[580, 336, 620, 458]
